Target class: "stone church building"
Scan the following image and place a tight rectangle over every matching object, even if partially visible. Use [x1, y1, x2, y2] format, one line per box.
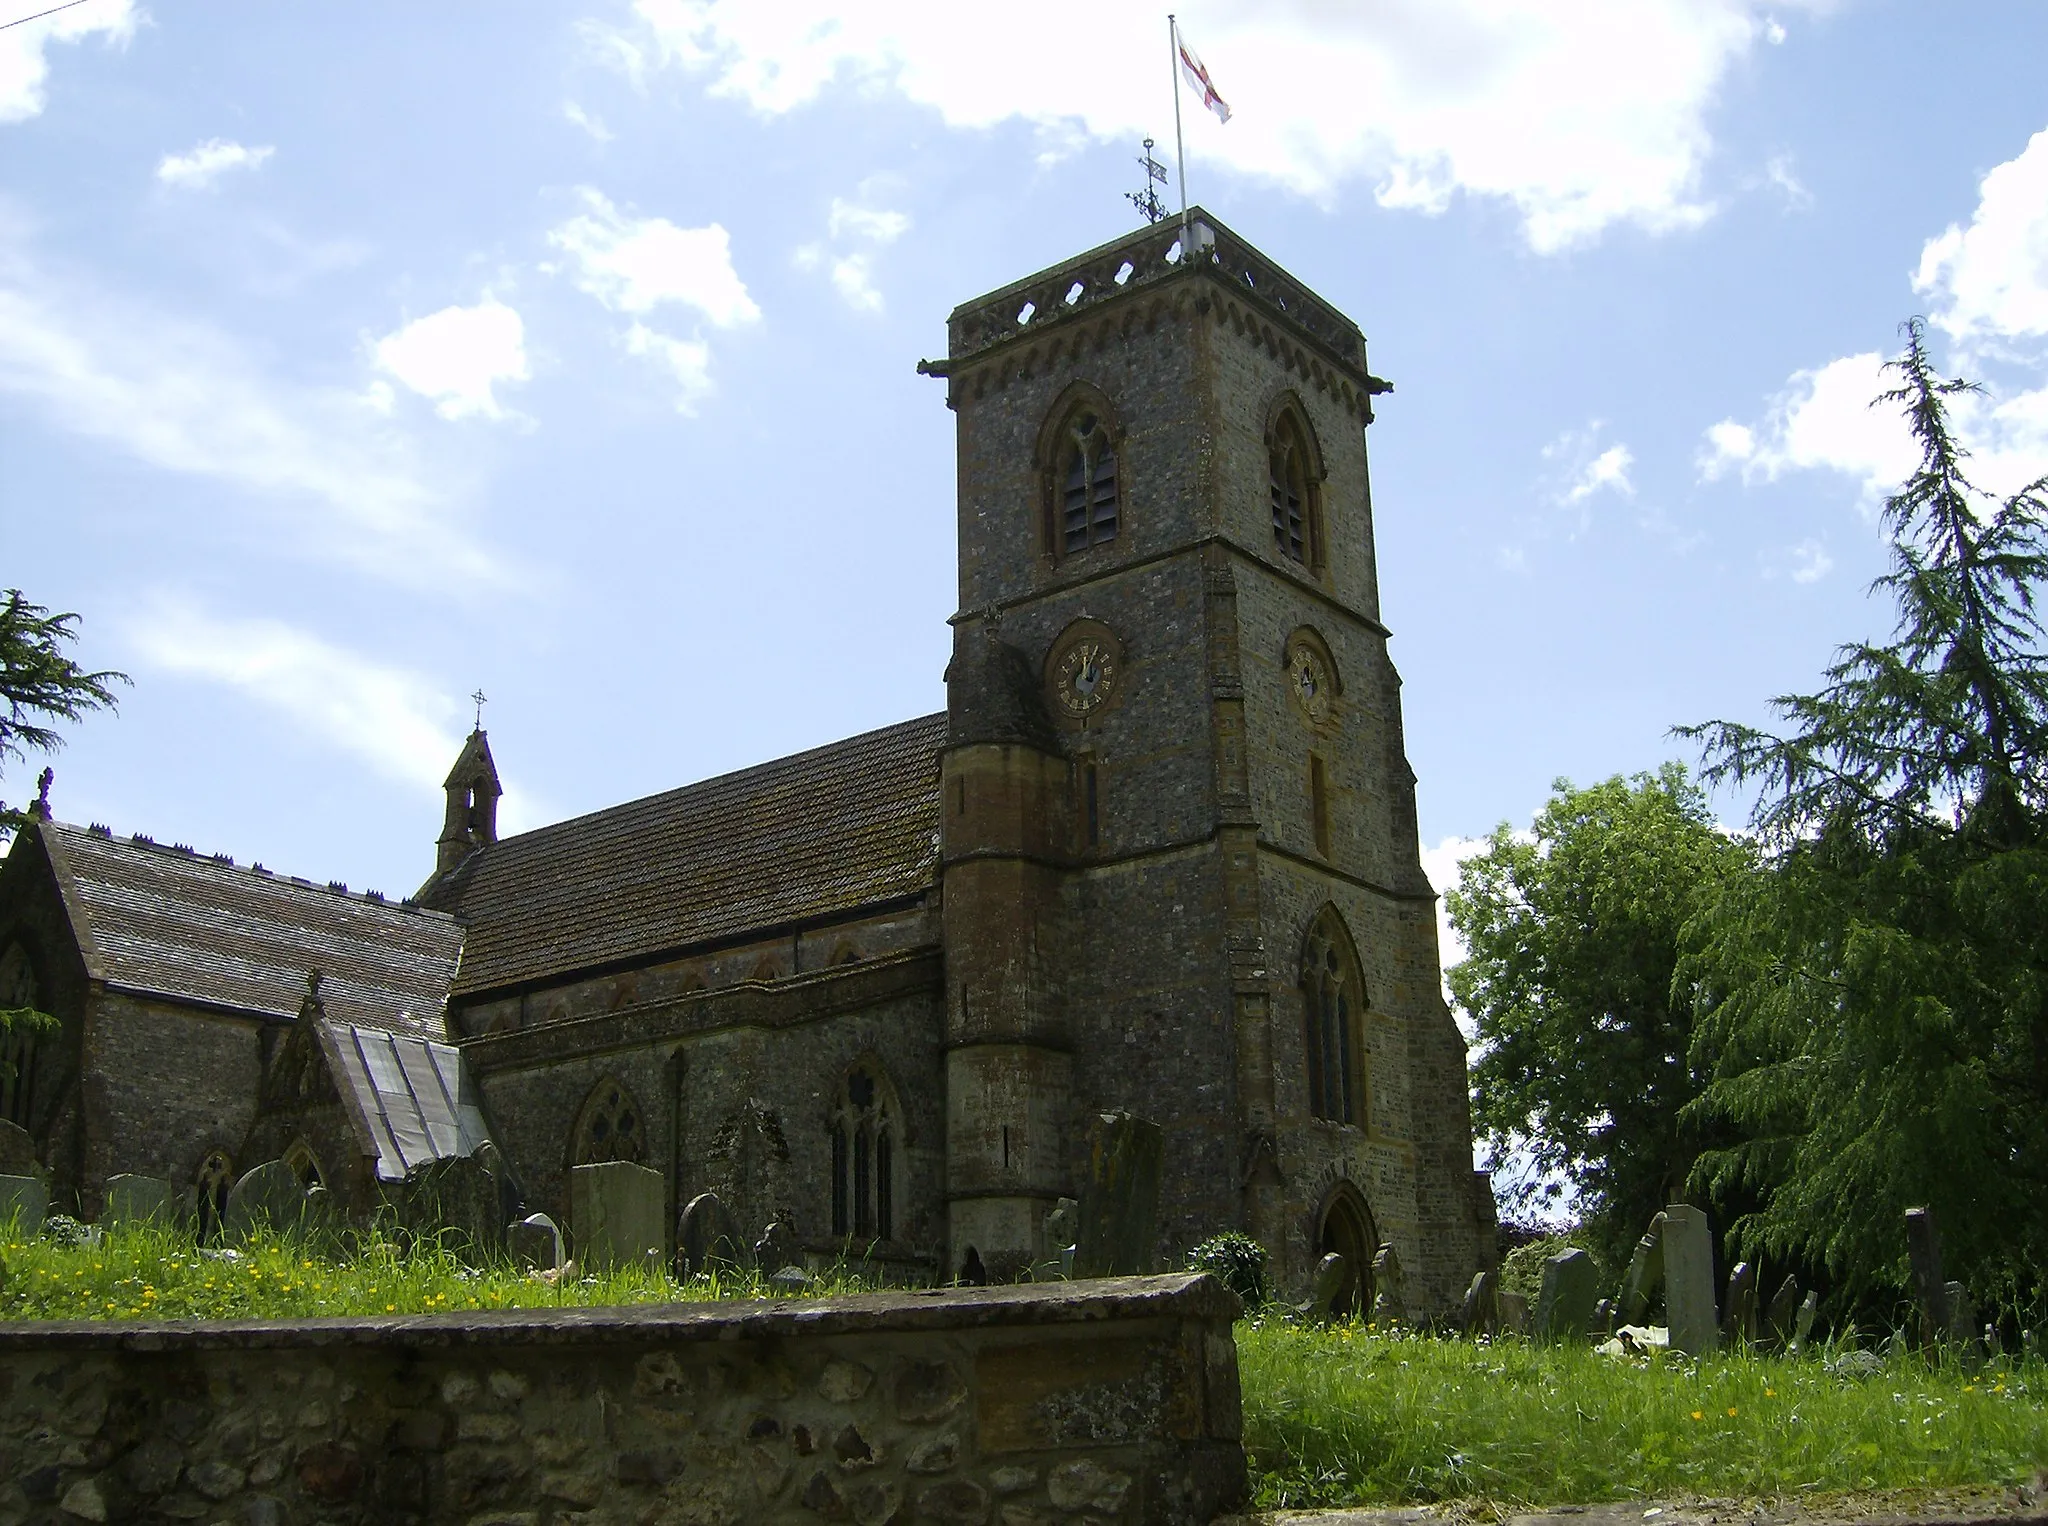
[0, 212, 1493, 1312]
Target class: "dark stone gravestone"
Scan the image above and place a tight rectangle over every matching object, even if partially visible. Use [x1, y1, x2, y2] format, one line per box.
[1905, 1205, 1950, 1348]
[1072, 1110, 1164, 1279]
[103, 1174, 178, 1230]
[384, 1152, 504, 1263]
[1041, 1197, 1078, 1276]
[224, 1160, 336, 1245]
[1662, 1203, 1719, 1357]
[1299, 1253, 1349, 1325]
[753, 1220, 797, 1272]
[1457, 1268, 1499, 1336]
[570, 1161, 664, 1274]
[1592, 1297, 1616, 1337]
[1533, 1248, 1598, 1342]
[1369, 1243, 1407, 1324]
[676, 1189, 748, 1277]
[1764, 1273, 1803, 1350]
[1722, 1260, 1759, 1345]
[1618, 1211, 1667, 1326]
[1790, 1290, 1820, 1355]
[0, 1119, 40, 1179]
[507, 1211, 564, 1273]
[0, 1174, 48, 1234]
[1498, 1291, 1529, 1336]
[770, 1265, 812, 1293]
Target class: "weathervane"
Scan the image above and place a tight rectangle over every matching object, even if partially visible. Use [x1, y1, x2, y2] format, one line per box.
[471, 689, 488, 730]
[1126, 138, 1169, 225]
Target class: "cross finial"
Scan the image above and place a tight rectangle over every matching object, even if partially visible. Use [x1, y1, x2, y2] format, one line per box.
[471, 689, 487, 731]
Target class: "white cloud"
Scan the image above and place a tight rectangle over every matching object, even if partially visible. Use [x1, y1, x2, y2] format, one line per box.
[371, 298, 530, 422]
[562, 100, 614, 142]
[0, 0, 132, 124]
[0, 226, 503, 587]
[828, 199, 908, 245]
[1785, 537, 1833, 583]
[126, 596, 464, 792]
[1915, 125, 2048, 345]
[624, 321, 713, 413]
[1539, 424, 1634, 539]
[1565, 443, 1635, 505]
[1419, 832, 1502, 1023]
[156, 138, 275, 190]
[1763, 152, 1811, 210]
[614, 0, 1819, 252]
[547, 188, 759, 324]
[796, 194, 911, 312]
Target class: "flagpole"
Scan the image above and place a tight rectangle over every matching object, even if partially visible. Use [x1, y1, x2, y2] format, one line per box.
[1168, 13, 1188, 236]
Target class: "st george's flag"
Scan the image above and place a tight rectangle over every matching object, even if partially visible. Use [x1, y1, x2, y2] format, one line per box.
[1178, 32, 1231, 124]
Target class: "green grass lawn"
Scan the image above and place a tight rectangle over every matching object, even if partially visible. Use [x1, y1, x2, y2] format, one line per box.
[7, 1224, 2047, 1510]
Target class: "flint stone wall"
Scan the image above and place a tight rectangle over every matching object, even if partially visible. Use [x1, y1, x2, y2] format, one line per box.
[0, 1272, 1244, 1526]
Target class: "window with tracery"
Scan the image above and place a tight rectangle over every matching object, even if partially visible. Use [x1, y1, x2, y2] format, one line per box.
[573, 1077, 647, 1166]
[0, 941, 41, 1128]
[283, 1138, 325, 1188]
[195, 1150, 234, 1242]
[1302, 914, 1364, 1126]
[1059, 410, 1119, 554]
[830, 1065, 895, 1241]
[1269, 410, 1321, 568]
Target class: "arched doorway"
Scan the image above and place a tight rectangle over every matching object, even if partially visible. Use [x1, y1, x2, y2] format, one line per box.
[1315, 1182, 1378, 1319]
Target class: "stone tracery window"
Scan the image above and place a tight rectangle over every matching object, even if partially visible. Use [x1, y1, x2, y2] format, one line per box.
[1302, 911, 1365, 1126]
[572, 1076, 647, 1166]
[1058, 409, 1119, 554]
[1269, 407, 1322, 569]
[283, 1138, 325, 1188]
[830, 1064, 895, 1242]
[0, 940, 41, 1128]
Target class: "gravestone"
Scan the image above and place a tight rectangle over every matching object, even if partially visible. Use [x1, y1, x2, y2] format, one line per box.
[1944, 1280, 1976, 1345]
[1661, 1203, 1718, 1357]
[1618, 1211, 1667, 1325]
[1764, 1273, 1802, 1349]
[675, 1189, 747, 1276]
[1369, 1243, 1407, 1324]
[0, 1173, 48, 1234]
[753, 1220, 796, 1272]
[770, 1265, 812, 1293]
[0, 1119, 40, 1179]
[384, 1152, 503, 1262]
[1790, 1289, 1820, 1355]
[1042, 1197, 1078, 1269]
[1456, 1268, 1499, 1336]
[570, 1161, 664, 1274]
[1299, 1253, 1349, 1325]
[1533, 1247, 1599, 1342]
[1905, 1206, 1950, 1348]
[224, 1160, 334, 1244]
[507, 1211, 565, 1273]
[1498, 1291, 1530, 1336]
[1722, 1260, 1759, 1345]
[1592, 1297, 1616, 1337]
[1072, 1110, 1164, 1279]
[103, 1174, 177, 1229]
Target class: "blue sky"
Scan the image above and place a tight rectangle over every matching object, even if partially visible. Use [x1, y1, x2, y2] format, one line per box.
[5, 0, 2047, 945]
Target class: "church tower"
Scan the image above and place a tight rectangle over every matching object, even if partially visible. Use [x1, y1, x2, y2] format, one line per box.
[933, 212, 1491, 1308]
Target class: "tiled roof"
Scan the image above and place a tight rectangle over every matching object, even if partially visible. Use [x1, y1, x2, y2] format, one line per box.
[326, 1021, 491, 1181]
[425, 713, 947, 996]
[39, 823, 461, 1039]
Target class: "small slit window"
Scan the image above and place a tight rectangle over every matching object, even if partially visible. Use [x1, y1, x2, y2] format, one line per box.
[1060, 411, 1119, 554]
[1310, 754, 1332, 858]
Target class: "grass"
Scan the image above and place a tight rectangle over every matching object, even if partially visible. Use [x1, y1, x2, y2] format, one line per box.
[1239, 1317, 2048, 1510]
[8, 1223, 2047, 1511]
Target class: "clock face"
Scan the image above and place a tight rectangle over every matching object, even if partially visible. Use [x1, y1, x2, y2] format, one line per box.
[1055, 639, 1116, 715]
[1289, 642, 1333, 724]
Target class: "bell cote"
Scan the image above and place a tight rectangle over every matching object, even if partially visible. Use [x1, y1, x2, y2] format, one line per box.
[436, 729, 501, 875]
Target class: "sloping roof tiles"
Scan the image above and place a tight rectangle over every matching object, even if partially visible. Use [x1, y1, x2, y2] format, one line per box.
[425, 713, 947, 996]
[327, 1021, 492, 1180]
[41, 823, 461, 1039]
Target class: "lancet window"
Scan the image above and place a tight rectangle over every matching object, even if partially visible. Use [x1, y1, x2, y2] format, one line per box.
[572, 1076, 647, 1166]
[830, 1064, 895, 1242]
[0, 941, 39, 1128]
[1269, 408, 1322, 568]
[1059, 410, 1119, 553]
[1302, 912, 1365, 1126]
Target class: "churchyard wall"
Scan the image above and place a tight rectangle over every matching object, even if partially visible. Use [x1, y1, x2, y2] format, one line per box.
[0, 1273, 1245, 1526]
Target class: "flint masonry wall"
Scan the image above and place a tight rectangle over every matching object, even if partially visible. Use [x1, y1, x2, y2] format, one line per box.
[0, 1273, 1245, 1526]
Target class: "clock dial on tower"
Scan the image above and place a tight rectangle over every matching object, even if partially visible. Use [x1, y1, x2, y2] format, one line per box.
[1287, 638, 1333, 725]
[1045, 621, 1123, 722]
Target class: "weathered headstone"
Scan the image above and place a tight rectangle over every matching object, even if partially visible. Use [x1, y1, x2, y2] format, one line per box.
[0, 1119, 41, 1179]
[1790, 1289, 1820, 1356]
[770, 1265, 812, 1293]
[1764, 1273, 1802, 1350]
[675, 1188, 747, 1276]
[1618, 1211, 1667, 1326]
[1722, 1260, 1759, 1345]
[1661, 1203, 1718, 1357]
[103, 1174, 178, 1229]
[1944, 1280, 1977, 1346]
[0, 1173, 48, 1234]
[1072, 1110, 1164, 1279]
[570, 1161, 665, 1274]
[753, 1220, 796, 1271]
[1041, 1197, 1078, 1268]
[384, 1151, 504, 1262]
[507, 1211, 565, 1273]
[1533, 1248, 1599, 1342]
[223, 1160, 333, 1244]
[1369, 1243, 1407, 1325]
[1592, 1297, 1616, 1337]
[1905, 1206, 1950, 1349]
[1456, 1268, 1500, 1336]
[1498, 1291, 1529, 1336]
[1299, 1252, 1349, 1325]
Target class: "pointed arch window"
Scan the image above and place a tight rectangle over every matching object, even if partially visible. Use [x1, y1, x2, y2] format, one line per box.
[1060, 410, 1120, 554]
[1269, 408, 1323, 569]
[572, 1076, 647, 1166]
[282, 1138, 325, 1189]
[0, 941, 40, 1128]
[1302, 913, 1365, 1126]
[830, 1064, 896, 1242]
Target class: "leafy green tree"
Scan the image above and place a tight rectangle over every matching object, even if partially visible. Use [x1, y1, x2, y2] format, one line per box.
[1678, 320, 2048, 1312]
[1448, 765, 1747, 1264]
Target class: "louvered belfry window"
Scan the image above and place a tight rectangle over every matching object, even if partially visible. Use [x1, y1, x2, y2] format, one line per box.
[1271, 420, 1310, 563]
[1061, 412, 1119, 553]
